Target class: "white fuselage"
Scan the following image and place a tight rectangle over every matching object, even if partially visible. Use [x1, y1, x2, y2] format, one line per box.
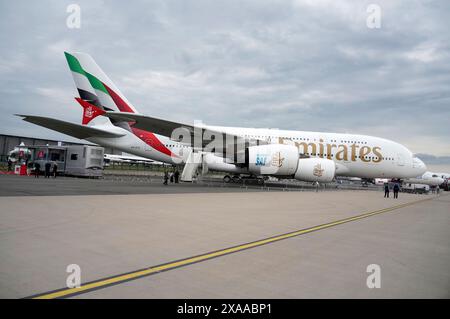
[436, 173, 450, 180]
[87, 124, 427, 179]
[404, 171, 445, 186]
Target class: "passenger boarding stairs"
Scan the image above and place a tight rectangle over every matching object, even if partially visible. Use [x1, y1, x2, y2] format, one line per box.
[181, 150, 207, 182]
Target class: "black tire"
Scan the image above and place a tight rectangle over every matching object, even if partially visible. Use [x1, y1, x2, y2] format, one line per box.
[232, 175, 241, 183]
[223, 175, 231, 183]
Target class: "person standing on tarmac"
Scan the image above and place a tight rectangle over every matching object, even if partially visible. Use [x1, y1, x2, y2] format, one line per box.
[384, 183, 390, 198]
[52, 162, 58, 178]
[163, 171, 169, 185]
[34, 162, 41, 178]
[174, 169, 180, 183]
[393, 182, 400, 199]
[44, 162, 51, 178]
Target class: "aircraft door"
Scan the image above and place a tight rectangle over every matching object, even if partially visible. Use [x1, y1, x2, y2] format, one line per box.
[397, 153, 405, 166]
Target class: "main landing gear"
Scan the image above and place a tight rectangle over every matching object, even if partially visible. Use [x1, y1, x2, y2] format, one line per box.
[223, 174, 265, 185]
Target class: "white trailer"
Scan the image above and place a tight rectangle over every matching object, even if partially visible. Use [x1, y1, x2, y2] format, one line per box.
[10, 144, 104, 177]
[65, 145, 104, 177]
[402, 183, 430, 194]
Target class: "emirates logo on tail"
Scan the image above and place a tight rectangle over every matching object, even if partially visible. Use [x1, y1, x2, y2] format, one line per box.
[85, 106, 94, 118]
[75, 97, 106, 125]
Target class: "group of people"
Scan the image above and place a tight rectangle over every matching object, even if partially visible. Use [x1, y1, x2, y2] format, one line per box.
[163, 169, 180, 185]
[384, 182, 400, 199]
[33, 161, 58, 178]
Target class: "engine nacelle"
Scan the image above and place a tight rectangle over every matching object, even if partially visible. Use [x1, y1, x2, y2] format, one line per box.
[204, 153, 247, 174]
[248, 144, 299, 176]
[294, 158, 336, 182]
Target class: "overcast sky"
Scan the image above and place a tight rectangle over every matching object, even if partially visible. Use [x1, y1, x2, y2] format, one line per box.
[1, 1, 449, 163]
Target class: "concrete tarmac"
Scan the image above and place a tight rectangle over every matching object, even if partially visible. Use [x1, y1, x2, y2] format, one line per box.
[0, 174, 262, 196]
[0, 176, 448, 298]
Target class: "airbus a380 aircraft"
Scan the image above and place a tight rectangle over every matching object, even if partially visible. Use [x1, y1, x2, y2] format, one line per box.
[404, 171, 445, 187]
[17, 52, 427, 182]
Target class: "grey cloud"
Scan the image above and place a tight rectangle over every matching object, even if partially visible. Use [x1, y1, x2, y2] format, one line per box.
[415, 153, 450, 166]
[0, 0, 449, 157]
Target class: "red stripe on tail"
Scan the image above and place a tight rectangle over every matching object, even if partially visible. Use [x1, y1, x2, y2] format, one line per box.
[103, 84, 135, 113]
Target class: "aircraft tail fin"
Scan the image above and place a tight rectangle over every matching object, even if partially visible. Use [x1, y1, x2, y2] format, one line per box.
[64, 51, 139, 116]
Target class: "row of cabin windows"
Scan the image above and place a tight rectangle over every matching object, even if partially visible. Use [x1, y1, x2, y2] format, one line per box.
[165, 144, 189, 148]
[306, 153, 394, 161]
[242, 135, 369, 145]
[161, 144, 395, 162]
[165, 136, 370, 146]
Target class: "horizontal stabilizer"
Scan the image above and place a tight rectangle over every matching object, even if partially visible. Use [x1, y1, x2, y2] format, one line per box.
[16, 115, 125, 139]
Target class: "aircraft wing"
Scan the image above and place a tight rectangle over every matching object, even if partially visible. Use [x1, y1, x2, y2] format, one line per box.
[16, 115, 125, 139]
[105, 112, 188, 138]
[104, 111, 267, 149]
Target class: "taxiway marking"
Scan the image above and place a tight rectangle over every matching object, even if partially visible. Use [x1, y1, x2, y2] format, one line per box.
[29, 196, 439, 299]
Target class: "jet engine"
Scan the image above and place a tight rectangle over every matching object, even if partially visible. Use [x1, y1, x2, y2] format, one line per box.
[248, 144, 299, 176]
[294, 158, 336, 182]
[246, 144, 336, 182]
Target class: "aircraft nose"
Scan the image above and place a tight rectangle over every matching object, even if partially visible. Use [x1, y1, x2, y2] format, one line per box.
[413, 157, 427, 174]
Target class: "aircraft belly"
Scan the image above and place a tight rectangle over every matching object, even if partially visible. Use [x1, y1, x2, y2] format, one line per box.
[88, 135, 177, 164]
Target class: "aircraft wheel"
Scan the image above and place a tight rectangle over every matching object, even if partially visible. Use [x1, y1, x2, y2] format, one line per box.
[223, 175, 231, 183]
[232, 175, 241, 183]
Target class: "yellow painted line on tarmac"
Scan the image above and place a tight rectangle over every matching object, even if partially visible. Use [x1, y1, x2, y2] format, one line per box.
[30, 195, 439, 299]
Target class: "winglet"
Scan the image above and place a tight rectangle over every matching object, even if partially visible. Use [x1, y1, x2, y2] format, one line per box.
[75, 97, 106, 125]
